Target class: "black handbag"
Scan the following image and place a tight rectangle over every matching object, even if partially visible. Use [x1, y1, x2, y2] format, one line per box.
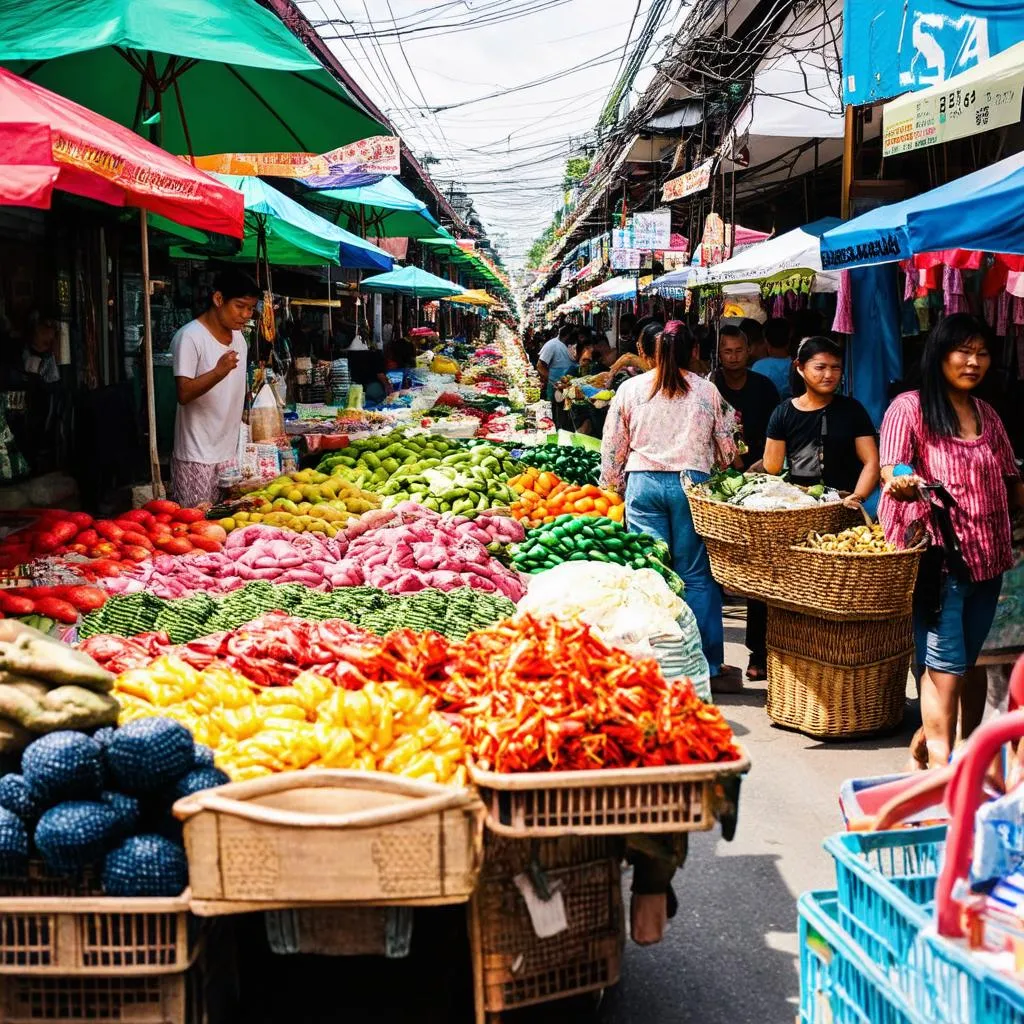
[910, 483, 971, 626]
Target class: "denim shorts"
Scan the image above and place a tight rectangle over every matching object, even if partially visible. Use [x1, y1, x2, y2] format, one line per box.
[915, 573, 1003, 676]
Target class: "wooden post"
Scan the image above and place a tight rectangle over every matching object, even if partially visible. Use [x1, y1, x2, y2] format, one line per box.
[139, 210, 164, 500]
[841, 106, 855, 219]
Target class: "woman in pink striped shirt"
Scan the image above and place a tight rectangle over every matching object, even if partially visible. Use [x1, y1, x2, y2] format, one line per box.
[879, 314, 1023, 767]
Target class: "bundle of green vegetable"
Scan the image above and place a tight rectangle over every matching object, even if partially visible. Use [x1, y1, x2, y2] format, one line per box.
[702, 469, 833, 508]
[510, 515, 683, 593]
[512, 445, 601, 486]
[316, 431, 466, 479]
[79, 583, 516, 644]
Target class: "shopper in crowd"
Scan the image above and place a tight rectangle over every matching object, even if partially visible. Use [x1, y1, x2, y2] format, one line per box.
[713, 324, 781, 681]
[607, 321, 659, 390]
[879, 313, 1024, 769]
[536, 323, 575, 401]
[763, 337, 879, 507]
[170, 269, 258, 508]
[753, 318, 794, 398]
[741, 317, 768, 364]
[22, 313, 61, 385]
[601, 319, 741, 682]
[578, 336, 616, 376]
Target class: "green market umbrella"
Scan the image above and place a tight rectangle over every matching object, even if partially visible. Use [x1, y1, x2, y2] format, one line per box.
[360, 266, 463, 299]
[304, 175, 441, 240]
[0, 0, 385, 155]
[160, 174, 393, 270]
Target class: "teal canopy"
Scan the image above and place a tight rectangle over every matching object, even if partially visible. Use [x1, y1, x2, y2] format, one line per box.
[360, 266, 463, 298]
[162, 175, 393, 270]
[304, 176, 441, 240]
[0, 0, 385, 155]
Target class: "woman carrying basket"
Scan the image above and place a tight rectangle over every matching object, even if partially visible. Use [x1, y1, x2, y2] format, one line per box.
[879, 314, 1023, 769]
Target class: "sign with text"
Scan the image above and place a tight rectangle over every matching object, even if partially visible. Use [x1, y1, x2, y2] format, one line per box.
[883, 67, 1024, 155]
[631, 209, 672, 250]
[662, 158, 715, 202]
[844, 0, 1024, 105]
[610, 248, 641, 270]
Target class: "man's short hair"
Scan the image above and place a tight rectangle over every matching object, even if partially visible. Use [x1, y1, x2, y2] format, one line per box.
[558, 324, 574, 340]
[764, 318, 791, 351]
[740, 317, 763, 340]
[212, 269, 261, 304]
[719, 324, 747, 344]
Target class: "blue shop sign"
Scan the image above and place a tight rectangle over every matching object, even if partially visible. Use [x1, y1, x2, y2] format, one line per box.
[844, 0, 1024, 105]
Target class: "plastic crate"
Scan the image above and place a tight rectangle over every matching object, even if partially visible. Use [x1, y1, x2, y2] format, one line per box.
[824, 827, 944, 1007]
[919, 932, 1024, 1024]
[799, 890, 926, 1024]
[475, 856, 623, 1013]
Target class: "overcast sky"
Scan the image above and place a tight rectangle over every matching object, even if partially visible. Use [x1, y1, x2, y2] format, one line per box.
[296, 1, 687, 268]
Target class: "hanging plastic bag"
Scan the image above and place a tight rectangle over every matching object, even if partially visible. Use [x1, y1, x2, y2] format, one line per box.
[249, 383, 285, 442]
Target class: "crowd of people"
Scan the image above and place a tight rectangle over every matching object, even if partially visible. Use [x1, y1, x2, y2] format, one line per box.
[536, 311, 1022, 762]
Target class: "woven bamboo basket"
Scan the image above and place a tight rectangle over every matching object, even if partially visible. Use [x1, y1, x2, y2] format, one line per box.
[469, 753, 749, 838]
[766, 607, 914, 667]
[686, 488, 861, 600]
[175, 771, 484, 912]
[765, 541, 925, 620]
[765, 648, 911, 740]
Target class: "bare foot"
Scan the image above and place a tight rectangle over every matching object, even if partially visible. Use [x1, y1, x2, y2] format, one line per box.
[907, 727, 929, 772]
[630, 893, 667, 945]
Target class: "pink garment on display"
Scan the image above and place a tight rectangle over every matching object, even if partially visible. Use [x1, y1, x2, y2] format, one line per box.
[1006, 271, 1024, 299]
[832, 270, 854, 334]
[998, 291, 1011, 336]
[1014, 296, 1024, 326]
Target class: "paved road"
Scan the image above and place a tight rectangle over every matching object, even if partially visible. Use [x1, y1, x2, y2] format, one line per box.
[512, 605, 919, 1024]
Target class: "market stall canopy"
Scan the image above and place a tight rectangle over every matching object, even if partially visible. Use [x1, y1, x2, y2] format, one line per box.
[303, 175, 441, 240]
[0, 0, 385, 155]
[162, 174, 392, 269]
[882, 40, 1024, 157]
[819, 151, 1024, 270]
[589, 276, 638, 302]
[360, 266, 464, 299]
[688, 218, 843, 287]
[0, 68, 243, 236]
[443, 289, 501, 308]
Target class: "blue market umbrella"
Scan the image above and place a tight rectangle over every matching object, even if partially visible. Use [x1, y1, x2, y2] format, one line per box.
[303, 175, 441, 240]
[820, 151, 1024, 270]
[360, 265, 463, 299]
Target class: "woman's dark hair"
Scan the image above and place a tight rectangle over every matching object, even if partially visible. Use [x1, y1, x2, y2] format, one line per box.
[795, 336, 844, 366]
[919, 313, 992, 437]
[636, 322, 662, 360]
[650, 320, 692, 399]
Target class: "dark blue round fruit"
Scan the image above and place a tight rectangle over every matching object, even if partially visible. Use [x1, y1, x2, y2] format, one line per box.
[35, 801, 117, 874]
[102, 835, 188, 897]
[105, 719, 195, 795]
[22, 733, 103, 804]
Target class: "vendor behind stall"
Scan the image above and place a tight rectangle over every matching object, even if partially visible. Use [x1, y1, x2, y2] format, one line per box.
[170, 270, 258, 508]
[537, 324, 575, 400]
[763, 337, 879, 508]
[343, 335, 392, 403]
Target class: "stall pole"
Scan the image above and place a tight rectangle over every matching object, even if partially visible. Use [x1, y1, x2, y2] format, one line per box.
[841, 107, 855, 219]
[139, 210, 164, 499]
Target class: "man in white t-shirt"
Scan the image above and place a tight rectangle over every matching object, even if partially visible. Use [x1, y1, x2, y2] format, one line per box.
[170, 270, 259, 507]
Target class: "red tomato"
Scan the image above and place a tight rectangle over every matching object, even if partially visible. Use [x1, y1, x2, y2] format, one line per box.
[75, 529, 99, 548]
[188, 535, 223, 553]
[189, 522, 227, 543]
[50, 522, 78, 544]
[173, 508, 205, 524]
[157, 537, 194, 556]
[154, 513, 174, 525]
[120, 531, 153, 550]
[121, 545, 152, 563]
[67, 512, 94, 530]
[144, 500, 181, 515]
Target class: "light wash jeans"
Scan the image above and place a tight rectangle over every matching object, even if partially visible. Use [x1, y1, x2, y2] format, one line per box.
[625, 470, 725, 674]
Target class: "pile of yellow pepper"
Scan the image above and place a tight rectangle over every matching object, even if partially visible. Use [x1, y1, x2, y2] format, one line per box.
[115, 656, 467, 785]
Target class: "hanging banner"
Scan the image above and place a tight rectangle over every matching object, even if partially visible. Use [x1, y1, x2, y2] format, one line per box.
[843, 0, 1024, 105]
[632, 209, 672, 250]
[611, 222, 635, 250]
[190, 135, 401, 179]
[882, 48, 1024, 155]
[662, 158, 716, 202]
[610, 249, 642, 270]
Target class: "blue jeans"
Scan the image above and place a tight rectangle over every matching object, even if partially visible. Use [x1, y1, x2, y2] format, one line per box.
[625, 471, 725, 674]
[915, 573, 1003, 676]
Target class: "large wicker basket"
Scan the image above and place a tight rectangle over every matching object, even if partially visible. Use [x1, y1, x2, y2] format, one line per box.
[175, 771, 484, 913]
[766, 607, 914, 667]
[686, 488, 861, 600]
[765, 648, 911, 740]
[765, 541, 925, 620]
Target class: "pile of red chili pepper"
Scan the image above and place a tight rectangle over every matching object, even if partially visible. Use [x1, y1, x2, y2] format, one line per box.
[426, 615, 739, 772]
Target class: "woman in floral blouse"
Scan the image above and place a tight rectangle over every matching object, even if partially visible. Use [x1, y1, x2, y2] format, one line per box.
[601, 320, 741, 677]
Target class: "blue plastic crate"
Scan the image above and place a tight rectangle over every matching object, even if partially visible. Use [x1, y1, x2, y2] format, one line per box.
[920, 930, 1024, 1024]
[799, 890, 927, 1024]
[824, 826, 945, 1004]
